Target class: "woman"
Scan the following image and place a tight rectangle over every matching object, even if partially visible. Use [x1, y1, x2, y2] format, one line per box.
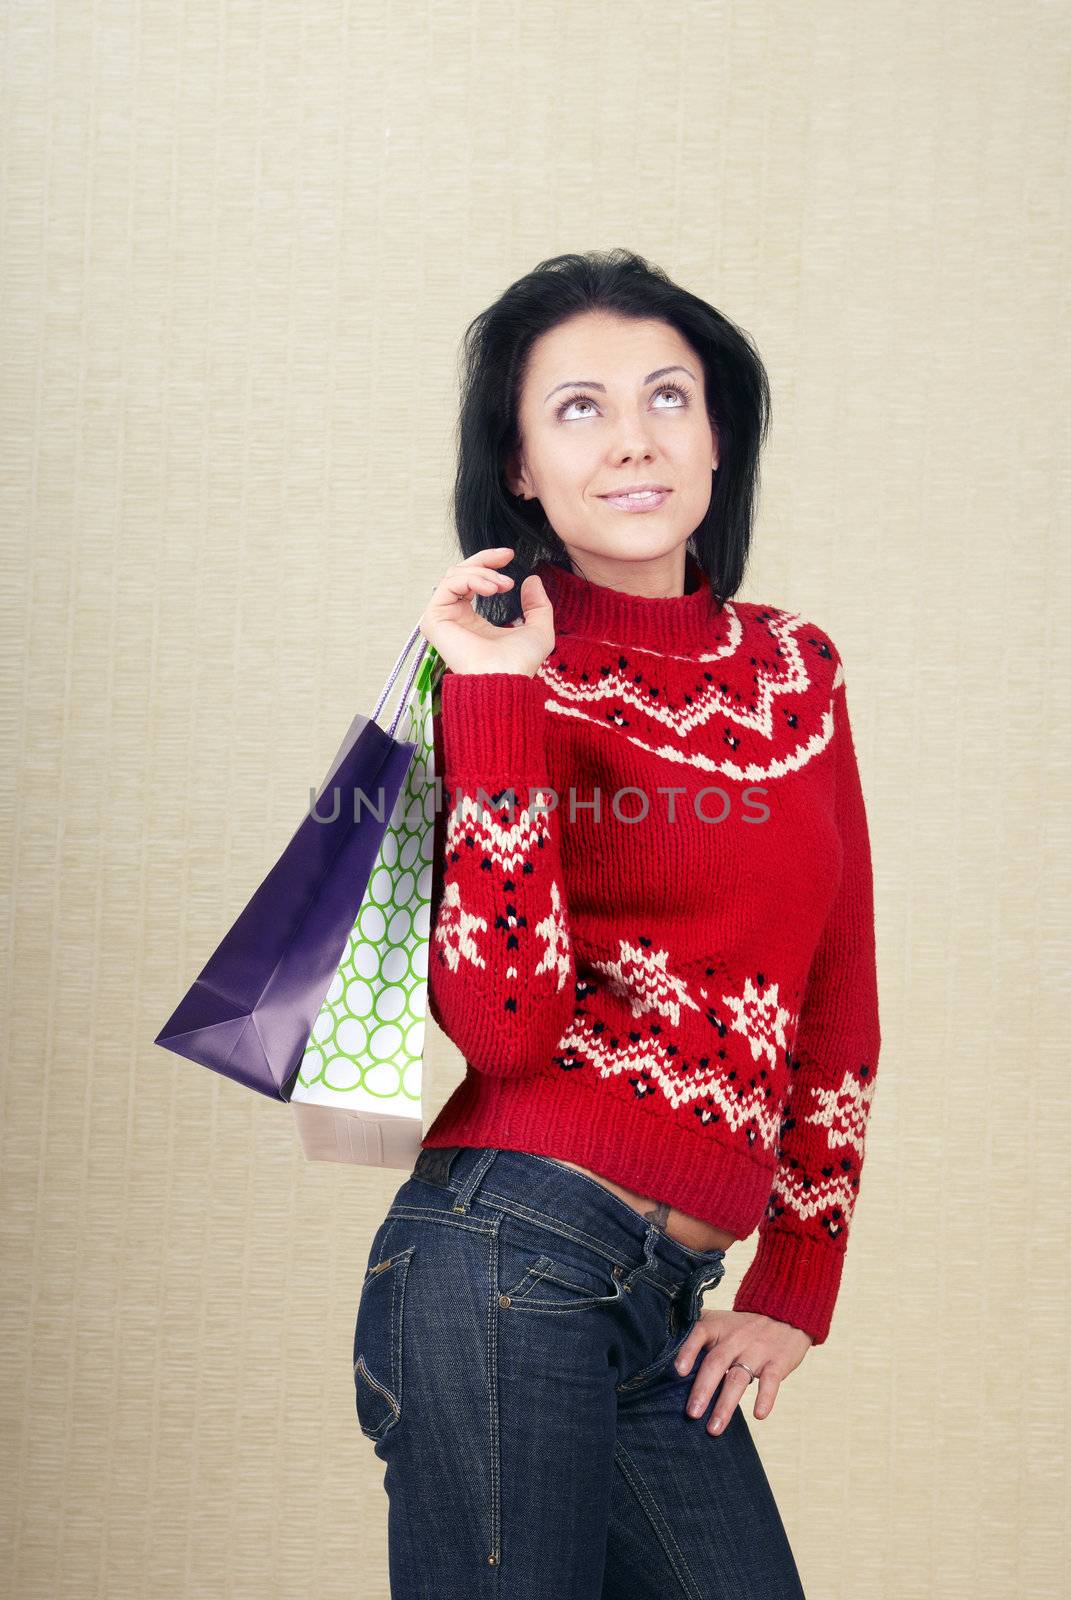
[353, 249, 881, 1598]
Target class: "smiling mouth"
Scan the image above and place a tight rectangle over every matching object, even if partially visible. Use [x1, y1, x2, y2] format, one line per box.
[598, 487, 673, 509]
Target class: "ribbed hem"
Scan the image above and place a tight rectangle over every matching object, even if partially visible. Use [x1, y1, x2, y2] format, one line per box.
[420, 1062, 776, 1241]
[439, 670, 552, 786]
[731, 1227, 845, 1346]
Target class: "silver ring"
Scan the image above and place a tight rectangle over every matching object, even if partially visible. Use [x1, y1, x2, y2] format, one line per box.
[727, 1360, 757, 1385]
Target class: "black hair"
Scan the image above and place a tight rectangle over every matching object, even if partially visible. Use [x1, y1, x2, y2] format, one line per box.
[451, 247, 772, 623]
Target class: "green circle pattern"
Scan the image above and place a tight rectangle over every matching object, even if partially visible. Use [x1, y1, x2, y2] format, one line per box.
[295, 676, 437, 1107]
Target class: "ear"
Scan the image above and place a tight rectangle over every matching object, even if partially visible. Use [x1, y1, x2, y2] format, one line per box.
[504, 450, 529, 499]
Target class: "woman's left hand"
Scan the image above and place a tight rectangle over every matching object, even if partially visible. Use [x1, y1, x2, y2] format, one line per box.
[673, 1310, 814, 1433]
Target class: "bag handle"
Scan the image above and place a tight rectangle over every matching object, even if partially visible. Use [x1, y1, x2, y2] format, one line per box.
[371, 623, 432, 739]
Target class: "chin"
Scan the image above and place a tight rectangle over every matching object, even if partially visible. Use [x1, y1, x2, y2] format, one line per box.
[592, 530, 691, 560]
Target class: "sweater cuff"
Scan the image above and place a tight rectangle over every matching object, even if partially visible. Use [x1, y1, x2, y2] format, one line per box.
[438, 670, 552, 785]
[731, 1230, 846, 1347]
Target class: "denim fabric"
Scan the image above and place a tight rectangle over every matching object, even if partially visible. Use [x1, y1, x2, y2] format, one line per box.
[353, 1145, 807, 1598]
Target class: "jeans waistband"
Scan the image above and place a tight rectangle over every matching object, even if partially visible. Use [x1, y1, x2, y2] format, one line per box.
[409, 1145, 728, 1301]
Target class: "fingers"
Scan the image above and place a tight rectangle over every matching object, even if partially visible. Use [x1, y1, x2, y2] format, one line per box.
[752, 1372, 779, 1420]
[464, 546, 514, 563]
[427, 547, 518, 608]
[440, 567, 514, 602]
[673, 1313, 714, 1381]
[675, 1312, 803, 1436]
[687, 1356, 750, 1434]
[447, 572, 509, 601]
[516, 571, 549, 608]
[684, 1352, 778, 1435]
[707, 1366, 750, 1434]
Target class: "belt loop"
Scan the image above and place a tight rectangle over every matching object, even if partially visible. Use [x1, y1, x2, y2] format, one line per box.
[622, 1224, 666, 1292]
[450, 1147, 500, 1213]
[686, 1254, 727, 1312]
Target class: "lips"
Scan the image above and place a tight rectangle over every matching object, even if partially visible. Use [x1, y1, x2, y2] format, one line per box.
[598, 485, 671, 497]
[598, 487, 673, 512]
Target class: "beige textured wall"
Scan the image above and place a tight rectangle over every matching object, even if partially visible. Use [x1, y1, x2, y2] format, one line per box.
[3, 1, 1067, 1596]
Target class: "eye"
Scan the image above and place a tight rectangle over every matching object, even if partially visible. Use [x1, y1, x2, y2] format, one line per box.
[554, 381, 693, 422]
[555, 393, 598, 421]
[652, 381, 692, 407]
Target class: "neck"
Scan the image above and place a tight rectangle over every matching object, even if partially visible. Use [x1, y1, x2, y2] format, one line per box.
[534, 549, 725, 652]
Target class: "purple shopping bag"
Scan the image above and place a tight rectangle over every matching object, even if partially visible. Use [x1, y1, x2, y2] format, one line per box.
[154, 625, 436, 1101]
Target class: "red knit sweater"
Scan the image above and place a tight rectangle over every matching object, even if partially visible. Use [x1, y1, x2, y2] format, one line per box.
[422, 551, 881, 1346]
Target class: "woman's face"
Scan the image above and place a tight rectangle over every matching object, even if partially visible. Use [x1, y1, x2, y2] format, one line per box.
[507, 310, 719, 578]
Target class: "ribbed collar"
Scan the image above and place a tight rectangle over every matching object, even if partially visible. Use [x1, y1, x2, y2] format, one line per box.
[533, 551, 724, 652]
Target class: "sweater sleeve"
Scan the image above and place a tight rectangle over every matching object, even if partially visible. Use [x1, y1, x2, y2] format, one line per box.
[731, 652, 882, 1345]
[425, 669, 578, 1076]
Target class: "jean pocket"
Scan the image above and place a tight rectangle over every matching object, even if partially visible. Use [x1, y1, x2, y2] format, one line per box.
[353, 1244, 415, 1440]
[497, 1214, 625, 1314]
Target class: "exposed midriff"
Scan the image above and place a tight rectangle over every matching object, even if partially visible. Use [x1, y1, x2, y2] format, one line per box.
[549, 1157, 739, 1253]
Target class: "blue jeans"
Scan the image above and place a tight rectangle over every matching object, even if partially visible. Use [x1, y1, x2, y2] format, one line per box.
[353, 1145, 807, 1598]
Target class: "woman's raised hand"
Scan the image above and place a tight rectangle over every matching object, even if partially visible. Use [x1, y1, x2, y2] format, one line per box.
[418, 546, 556, 678]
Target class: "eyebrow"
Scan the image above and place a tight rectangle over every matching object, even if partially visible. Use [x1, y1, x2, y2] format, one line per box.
[543, 364, 697, 404]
